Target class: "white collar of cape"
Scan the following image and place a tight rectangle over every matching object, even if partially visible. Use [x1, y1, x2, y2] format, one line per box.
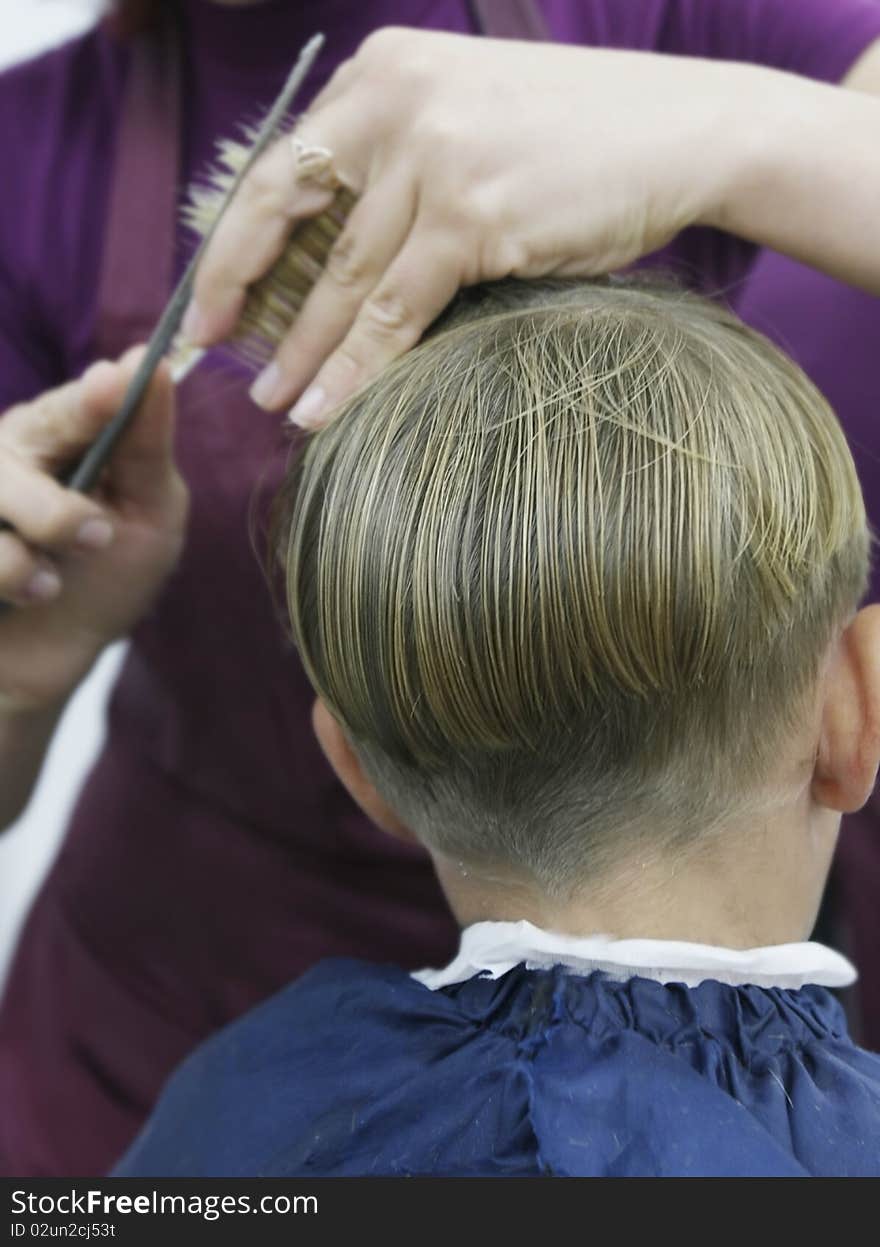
[412, 920, 856, 991]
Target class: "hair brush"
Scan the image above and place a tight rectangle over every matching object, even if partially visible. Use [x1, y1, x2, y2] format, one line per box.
[170, 134, 357, 381]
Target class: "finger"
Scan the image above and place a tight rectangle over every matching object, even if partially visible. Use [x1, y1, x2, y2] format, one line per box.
[306, 26, 416, 116]
[249, 167, 417, 410]
[288, 229, 464, 429]
[302, 53, 357, 114]
[0, 532, 61, 606]
[0, 361, 121, 467]
[0, 447, 114, 552]
[185, 133, 343, 348]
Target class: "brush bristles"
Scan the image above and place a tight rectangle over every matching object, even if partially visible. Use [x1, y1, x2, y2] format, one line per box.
[172, 133, 357, 372]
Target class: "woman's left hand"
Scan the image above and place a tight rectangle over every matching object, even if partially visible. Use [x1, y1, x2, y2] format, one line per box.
[181, 27, 871, 428]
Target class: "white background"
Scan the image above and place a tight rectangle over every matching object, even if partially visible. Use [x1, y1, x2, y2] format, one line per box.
[2, 0, 105, 68]
[0, 0, 119, 985]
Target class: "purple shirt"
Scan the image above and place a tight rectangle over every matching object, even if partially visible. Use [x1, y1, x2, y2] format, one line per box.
[1, 0, 879, 1178]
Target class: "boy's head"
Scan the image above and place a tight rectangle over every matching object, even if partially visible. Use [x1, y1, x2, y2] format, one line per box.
[275, 279, 878, 936]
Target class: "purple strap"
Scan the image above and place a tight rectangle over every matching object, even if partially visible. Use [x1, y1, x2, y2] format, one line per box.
[94, 16, 181, 359]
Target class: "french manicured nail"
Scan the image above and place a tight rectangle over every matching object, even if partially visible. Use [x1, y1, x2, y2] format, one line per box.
[288, 385, 327, 429]
[249, 362, 285, 409]
[76, 517, 115, 550]
[25, 568, 62, 602]
[181, 300, 208, 346]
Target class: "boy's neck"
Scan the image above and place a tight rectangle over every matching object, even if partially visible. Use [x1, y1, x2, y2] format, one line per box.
[432, 797, 840, 950]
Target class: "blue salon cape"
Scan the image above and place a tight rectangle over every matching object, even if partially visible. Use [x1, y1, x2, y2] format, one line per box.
[114, 961, 880, 1176]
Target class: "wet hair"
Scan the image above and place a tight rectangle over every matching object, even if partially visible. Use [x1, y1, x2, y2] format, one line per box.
[275, 278, 868, 896]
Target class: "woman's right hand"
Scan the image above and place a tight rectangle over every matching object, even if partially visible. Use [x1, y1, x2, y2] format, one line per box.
[0, 349, 188, 714]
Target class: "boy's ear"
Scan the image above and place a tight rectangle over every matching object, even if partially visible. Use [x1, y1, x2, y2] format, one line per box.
[311, 699, 418, 842]
[813, 605, 880, 814]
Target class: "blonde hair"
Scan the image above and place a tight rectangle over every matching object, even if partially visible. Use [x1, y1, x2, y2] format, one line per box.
[276, 279, 868, 895]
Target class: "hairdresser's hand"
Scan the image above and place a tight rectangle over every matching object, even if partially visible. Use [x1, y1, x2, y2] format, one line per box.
[0, 351, 188, 712]
[183, 30, 750, 425]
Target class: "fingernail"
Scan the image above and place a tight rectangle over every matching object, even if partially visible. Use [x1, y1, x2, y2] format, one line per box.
[181, 300, 208, 347]
[249, 362, 284, 409]
[25, 568, 62, 602]
[76, 517, 115, 550]
[288, 385, 327, 429]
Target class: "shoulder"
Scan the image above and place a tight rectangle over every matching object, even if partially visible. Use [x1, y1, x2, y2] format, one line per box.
[0, 23, 126, 221]
[529, 1025, 806, 1175]
[540, 0, 880, 81]
[528, 979, 880, 1176]
[0, 26, 126, 385]
[115, 959, 511, 1177]
[163, 957, 444, 1079]
[0, 23, 125, 148]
